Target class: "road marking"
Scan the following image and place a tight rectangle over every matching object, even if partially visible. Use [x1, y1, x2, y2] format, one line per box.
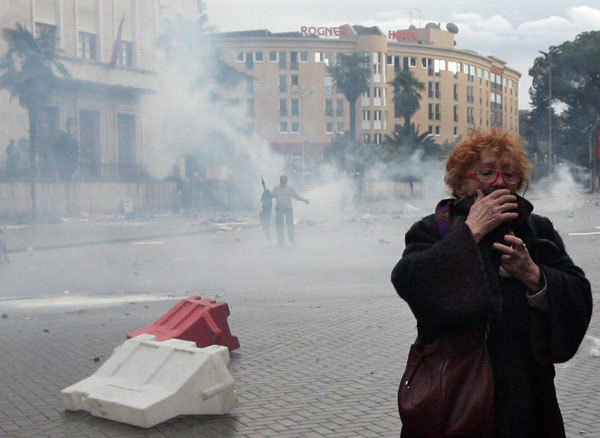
[0, 293, 181, 310]
[568, 232, 600, 236]
[314, 283, 388, 290]
[131, 241, 164, 245]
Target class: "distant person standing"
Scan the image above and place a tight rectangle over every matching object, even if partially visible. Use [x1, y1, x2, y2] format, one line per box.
[271, 175, 308, 245]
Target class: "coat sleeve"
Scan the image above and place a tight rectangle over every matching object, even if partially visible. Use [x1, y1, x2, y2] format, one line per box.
[391, 217, 498, 328]
[529, 216, 593, 363]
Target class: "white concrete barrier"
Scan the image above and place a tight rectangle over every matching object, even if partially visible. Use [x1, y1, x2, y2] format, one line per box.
[61, 334, 238, 428]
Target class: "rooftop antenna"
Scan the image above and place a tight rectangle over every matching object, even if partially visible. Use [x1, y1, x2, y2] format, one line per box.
[403, 8, 422, 28]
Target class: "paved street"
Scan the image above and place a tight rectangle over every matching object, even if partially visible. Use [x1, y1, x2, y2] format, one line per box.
[1, 194, 600, 437]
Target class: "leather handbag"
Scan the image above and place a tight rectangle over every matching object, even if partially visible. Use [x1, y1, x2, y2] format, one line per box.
[398, 329, 494, 437]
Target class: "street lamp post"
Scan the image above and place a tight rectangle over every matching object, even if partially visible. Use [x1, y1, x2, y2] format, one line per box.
[539, 49, 556, 175]
[589, 122, 600, 192]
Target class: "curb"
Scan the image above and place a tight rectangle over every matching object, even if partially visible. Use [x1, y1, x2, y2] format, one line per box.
[6, 229, 211, 255]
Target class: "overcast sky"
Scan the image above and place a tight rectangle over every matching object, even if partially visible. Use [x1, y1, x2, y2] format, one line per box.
[204, 1, 600, 110]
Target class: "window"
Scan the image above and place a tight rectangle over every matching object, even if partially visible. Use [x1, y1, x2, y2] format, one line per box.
[291, 122, 299, 133]
[467, 86, 474, 103]
[117, 114, 136, 177]
[35, 22, 58, 48]
[246, 52, 254, 70]
[409, 57, 417, 67]
[300, 51, 308, 62]
[374, 134, 382, 144]
[447, 61, 457, 75]
[235, 52, 244, 62]
[435, 82, 441, 99]
[362, 110, 370, 121]
[279, 51, 287, 69]
[454, 126, 458, 136]
[325, 122, 333, 133]
[428, 81, 434, 98]
[324, 52, 334, 66]
[79, 109, 100, 177]
[435, 126, 440, 136]
[453, 84, 458, 100]
[280, 122, 288, 133]
[428, 125, 433, 134]
[279, 99, 287, 117]
[374, 110, 382, 121]
[279, 75, 287, 93]
[78, 32, 97, 60]
[269, 51, 277, 62]
[118, 41, 134, 67]
[428, 103, 434, 121]
[246, 99, 254, 117]
[373, 53, 382, 74]
[325, 99, 334, 117]
[255, 51, 263, 62]
[467, 107, 474, 125]
[291, 99, 299, 117]
[435, 104, 441, 121]
[316, 52, 334, 65]
[453, 105, 458, 122]
[427, 59, 434, 76]
[393, 55, 401, 72]
[336, 99, 344, 117]
[336, 122, 344, 133]
[291, 75, 299, 87]
[290, 51, 299, 70]
[324, 76, 333, 95]
[387, 55, 393, 66]
[362, 134, 370, 143]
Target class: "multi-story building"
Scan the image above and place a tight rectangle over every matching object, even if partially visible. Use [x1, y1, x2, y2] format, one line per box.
[0, 0, 176, 180]
[214, 24, 521, 163]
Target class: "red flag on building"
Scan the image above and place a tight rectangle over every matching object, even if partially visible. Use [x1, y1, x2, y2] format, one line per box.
[109, 14, 125, 67]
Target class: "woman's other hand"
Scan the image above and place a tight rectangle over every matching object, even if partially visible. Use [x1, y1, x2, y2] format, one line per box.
[465, 189, 518, 243]
[493, 233, 541, 290]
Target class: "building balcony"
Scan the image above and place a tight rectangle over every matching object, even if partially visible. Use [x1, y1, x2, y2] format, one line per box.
[60, 57, 157, 93]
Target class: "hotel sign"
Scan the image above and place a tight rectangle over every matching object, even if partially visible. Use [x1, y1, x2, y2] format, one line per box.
[388, 30, 418, 41]
[300, 26, 348, 37]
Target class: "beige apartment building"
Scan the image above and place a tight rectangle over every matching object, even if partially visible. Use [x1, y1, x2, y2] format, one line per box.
[214, 24, 521, 162]
[0, 0, 169, 180]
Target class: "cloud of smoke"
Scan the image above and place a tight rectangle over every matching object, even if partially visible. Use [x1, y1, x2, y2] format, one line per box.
[142, 11, 284, 210]
[529, 162, 587, 212]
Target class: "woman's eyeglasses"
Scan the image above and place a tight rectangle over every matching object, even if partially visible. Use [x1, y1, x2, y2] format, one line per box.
[463, 168, 522, 184]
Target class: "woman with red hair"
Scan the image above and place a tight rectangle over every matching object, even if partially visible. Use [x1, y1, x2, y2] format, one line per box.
[392, 129, 592, 437]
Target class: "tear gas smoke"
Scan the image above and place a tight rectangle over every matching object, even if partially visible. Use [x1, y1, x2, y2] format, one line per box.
[142, 13, 284, 210]
[529, 162, 587, 213]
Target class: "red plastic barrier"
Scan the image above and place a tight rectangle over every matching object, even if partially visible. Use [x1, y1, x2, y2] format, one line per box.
[127, 296, 240, 351]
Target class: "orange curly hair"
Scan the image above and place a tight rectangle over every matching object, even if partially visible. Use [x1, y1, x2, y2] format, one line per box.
[445, 128, 532, 196]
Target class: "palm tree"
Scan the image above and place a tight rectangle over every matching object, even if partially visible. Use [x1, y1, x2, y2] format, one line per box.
[327, 53, 370, 140]
[389, 70, 425, 134]
[383, 123, 440, 161]
[0, 23, 69, 218]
